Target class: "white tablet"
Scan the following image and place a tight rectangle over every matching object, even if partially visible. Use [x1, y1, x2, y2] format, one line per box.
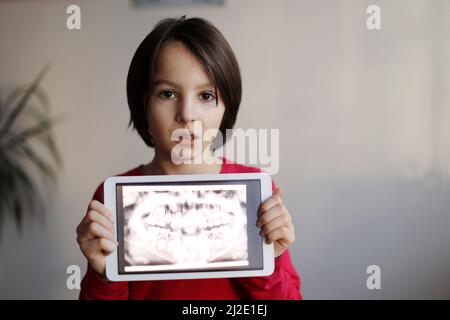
[104, 172, 274, 281]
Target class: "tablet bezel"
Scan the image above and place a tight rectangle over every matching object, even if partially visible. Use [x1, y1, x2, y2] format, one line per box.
[104, 172, 274, 281]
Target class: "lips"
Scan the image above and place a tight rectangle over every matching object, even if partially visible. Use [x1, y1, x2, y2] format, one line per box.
[178, 134, 197, 142]
[174, 128, 199, 144]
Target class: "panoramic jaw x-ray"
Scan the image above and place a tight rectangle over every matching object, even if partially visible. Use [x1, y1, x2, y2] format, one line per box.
[122, 185, 248, 271]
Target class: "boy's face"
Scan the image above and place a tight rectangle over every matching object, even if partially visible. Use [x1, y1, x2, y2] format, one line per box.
[147, 41, 225, 163]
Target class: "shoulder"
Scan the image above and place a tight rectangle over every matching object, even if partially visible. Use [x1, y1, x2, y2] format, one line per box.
[91, 165, 143, 204]
[221, 158, 262, 174]
[221, 158, 277, 191]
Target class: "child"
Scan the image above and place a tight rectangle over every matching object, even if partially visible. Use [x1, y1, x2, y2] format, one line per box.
[76, 16, 302, 300]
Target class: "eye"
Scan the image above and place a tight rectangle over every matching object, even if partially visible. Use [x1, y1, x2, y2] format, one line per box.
[158, 90, 176, 99]
[200, 91, 216, 102]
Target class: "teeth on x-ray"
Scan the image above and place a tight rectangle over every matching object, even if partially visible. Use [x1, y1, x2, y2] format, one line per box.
[123, 187, 248, 268]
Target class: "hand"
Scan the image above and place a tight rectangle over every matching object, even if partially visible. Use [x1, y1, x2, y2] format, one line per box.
[256, 187, 295, 258]
[76, 200, 117, 279]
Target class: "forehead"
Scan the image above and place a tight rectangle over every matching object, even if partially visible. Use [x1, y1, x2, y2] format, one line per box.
[154, 41, 212, 86]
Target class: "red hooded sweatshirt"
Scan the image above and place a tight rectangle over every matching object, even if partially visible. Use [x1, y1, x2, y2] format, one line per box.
[79, 158, 302, 300]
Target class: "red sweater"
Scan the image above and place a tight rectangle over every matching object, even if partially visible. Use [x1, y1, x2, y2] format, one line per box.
[79, 158, 302, 300]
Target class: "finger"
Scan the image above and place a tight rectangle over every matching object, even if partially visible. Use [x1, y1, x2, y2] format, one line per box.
[84, 210, 114, 233]
[76, 222, 95, 243]
[258, 195, 283, 216]
[79, 203, 114, 230]
[256, 204, 284, 227]
[273, 187, 284, 198]
[264, 226, 295, 246]
[77, 222, 116, 244]
[260, 214, 291, 236]
[88, 200, 114, 223]
[80, 238, 117, 260]
[97, 238, 117, 255]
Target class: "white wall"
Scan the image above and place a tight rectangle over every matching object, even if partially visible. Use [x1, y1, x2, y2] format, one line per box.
[0, 0, 449, 299]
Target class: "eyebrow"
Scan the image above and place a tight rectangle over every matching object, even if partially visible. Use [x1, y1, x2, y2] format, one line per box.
[152, 79, 214, 90]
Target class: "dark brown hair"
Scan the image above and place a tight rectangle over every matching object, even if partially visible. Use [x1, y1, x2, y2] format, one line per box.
[127, 15, 242, 148]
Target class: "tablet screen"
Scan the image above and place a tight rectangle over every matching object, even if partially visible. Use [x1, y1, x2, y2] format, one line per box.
[115, 180, 263, 274]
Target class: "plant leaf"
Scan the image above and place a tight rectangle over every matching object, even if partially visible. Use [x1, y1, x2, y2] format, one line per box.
[3, 115, 63, 157]
[0, 63, 51, 136]
[0, 151, 37, 234]
[23, 108, 64, 166]
[0, 82, 50, 135]
[8, 155, 42, 221]
[11, 143, 57, 183]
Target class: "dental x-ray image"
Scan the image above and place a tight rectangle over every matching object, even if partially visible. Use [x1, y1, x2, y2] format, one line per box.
[121, 184, 248, 272]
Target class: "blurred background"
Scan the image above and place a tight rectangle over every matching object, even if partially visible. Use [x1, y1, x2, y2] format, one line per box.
[0, 0, 449, 299]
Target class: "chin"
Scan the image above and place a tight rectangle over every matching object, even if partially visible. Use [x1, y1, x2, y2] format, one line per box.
[169, 143, 204, 165]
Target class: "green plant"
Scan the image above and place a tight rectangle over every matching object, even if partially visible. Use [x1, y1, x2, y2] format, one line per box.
[0, 64, 62, 235]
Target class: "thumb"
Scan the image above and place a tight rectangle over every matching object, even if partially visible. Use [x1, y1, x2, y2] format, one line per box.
[273, 187, 284, 198]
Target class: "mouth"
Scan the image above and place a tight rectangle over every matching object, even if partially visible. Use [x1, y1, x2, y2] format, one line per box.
[177, 133, 199, 145]
[125, 190, 248, 265]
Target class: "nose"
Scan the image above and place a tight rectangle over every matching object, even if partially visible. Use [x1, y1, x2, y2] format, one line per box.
[175, 96, 197, 124]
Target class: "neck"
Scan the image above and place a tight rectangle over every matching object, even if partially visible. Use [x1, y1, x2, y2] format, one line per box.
[143, 152, 223, 175]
